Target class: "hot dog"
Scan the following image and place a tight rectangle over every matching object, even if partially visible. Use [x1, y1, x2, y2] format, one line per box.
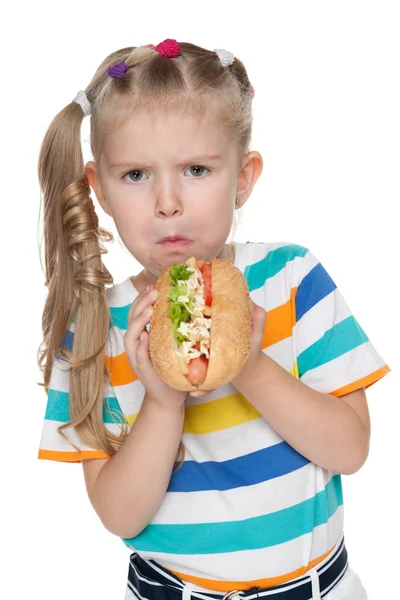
[148, 256, 252, 392]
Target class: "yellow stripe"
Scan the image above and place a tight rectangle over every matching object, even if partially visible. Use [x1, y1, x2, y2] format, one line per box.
[170, 542, 336, 592]
[126, 393, 261, 434]
[183, 393, 261, 434]
[292, 360, 299, 379]
[126, 413, 137, 428]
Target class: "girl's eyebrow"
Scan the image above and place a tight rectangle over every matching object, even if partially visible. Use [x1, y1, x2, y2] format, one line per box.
[108, 154, 222, 169]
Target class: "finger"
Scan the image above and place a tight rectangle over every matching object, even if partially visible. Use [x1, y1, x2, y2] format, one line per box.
[125, 304, 154, 348]
[128, 286, 149, 321]
[128, 285, 157, 323]
[136, 330, 153, 373]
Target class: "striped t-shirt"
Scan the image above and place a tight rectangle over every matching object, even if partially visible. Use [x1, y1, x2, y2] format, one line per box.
[38, 241, 390, 591]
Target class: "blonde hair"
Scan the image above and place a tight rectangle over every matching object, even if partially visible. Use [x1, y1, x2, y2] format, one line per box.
[37, 41, 253, 469]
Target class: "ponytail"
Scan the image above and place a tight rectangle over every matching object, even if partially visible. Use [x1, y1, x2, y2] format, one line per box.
[37, 100, 128, 455]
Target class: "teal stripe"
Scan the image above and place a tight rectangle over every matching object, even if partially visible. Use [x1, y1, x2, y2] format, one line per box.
[109, 305, 130, 330]
[122, 475, 343, 554]
[297, 315, 369, 377]
[244, 244, 308, 292]
[44, 390, 125, 424]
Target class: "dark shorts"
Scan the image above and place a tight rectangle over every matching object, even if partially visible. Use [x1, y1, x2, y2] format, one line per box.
[124, 534, 349, 600]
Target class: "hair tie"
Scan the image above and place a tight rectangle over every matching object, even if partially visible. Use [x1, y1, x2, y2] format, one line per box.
[72, 90, 91, 116]
[214, 48, 235, 67]
[107, 60, 129, 79]
[155, 38, 180, 58]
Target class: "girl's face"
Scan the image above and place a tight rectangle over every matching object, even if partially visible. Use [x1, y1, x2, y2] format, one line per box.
[87, 110, 256, 283]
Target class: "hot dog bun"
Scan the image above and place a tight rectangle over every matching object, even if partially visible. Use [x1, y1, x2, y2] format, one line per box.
[148, 258, 252, 391]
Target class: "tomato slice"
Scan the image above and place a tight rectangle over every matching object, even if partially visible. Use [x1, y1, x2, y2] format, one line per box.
[201, 263, 212, 306]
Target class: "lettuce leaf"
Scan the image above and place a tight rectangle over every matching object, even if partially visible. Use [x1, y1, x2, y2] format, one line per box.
[168, 301, 192, 344]
[167, 263, 196, 344]
[169, 264, 191, 285]
[168, 284, 190, 302]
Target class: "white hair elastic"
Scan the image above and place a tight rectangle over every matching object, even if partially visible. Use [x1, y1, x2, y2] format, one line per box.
[72, 90, 91, 116]
[213, 48, 235, 67]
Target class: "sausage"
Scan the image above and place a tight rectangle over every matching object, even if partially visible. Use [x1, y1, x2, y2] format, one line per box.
[185, 355, 208, 385]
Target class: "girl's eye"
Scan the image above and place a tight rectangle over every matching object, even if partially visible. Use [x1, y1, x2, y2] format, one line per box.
[122, 170, 148, 183]
[185, 165, 209, 177]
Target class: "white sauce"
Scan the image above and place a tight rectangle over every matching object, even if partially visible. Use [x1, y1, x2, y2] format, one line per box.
[174, 264, 211, 362]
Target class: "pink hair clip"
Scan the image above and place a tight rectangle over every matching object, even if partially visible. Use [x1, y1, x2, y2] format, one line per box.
[154, 38, 180, 58]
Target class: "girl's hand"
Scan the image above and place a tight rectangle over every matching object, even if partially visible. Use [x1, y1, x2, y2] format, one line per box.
[191, 296, 267, 397]
[123, 285, 187, 409]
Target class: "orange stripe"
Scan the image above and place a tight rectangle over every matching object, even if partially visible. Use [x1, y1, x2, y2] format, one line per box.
[170, 542, 335, 592]
[330, 365, 391, 397]
[38, 449, 111, 462]
[291, 286, 298, 324]
[261, 292, 296, 349]
[104, 353, 138, 386]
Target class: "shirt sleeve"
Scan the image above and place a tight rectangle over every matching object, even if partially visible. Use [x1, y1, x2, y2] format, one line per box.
[37, 326, 127, 463]
[293, 248, 391, 396]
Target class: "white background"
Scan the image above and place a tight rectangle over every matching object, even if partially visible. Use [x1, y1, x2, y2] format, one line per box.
[3, 1, 398, 599]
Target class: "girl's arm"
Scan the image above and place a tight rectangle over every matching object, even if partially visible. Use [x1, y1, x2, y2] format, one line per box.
[232, 352, 370, 475]
[83, 393, 185, 538]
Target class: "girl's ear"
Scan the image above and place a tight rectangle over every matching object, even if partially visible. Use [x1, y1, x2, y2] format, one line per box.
[236, 151, 263, 208]
[85, 161, 113, 217]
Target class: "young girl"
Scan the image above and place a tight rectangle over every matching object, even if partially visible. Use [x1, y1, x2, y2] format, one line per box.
[37, 39, 390, 600]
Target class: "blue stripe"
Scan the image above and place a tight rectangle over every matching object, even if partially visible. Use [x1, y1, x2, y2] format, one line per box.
[296, 262, 337, 322]
[168, 441, 309, 492]
[123, 475, 343, 554]
[297, 315, 369, 377]
[56, 330, 74, 361]
[44, 389, 125, 424]
[244, 244, 308, 292]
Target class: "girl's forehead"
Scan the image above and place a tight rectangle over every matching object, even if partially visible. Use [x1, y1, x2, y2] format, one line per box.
[100, 110, 235, 166]
[108, 108, 226, 138]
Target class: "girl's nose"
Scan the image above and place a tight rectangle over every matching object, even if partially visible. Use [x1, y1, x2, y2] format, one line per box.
[154, 191, 183, 217]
